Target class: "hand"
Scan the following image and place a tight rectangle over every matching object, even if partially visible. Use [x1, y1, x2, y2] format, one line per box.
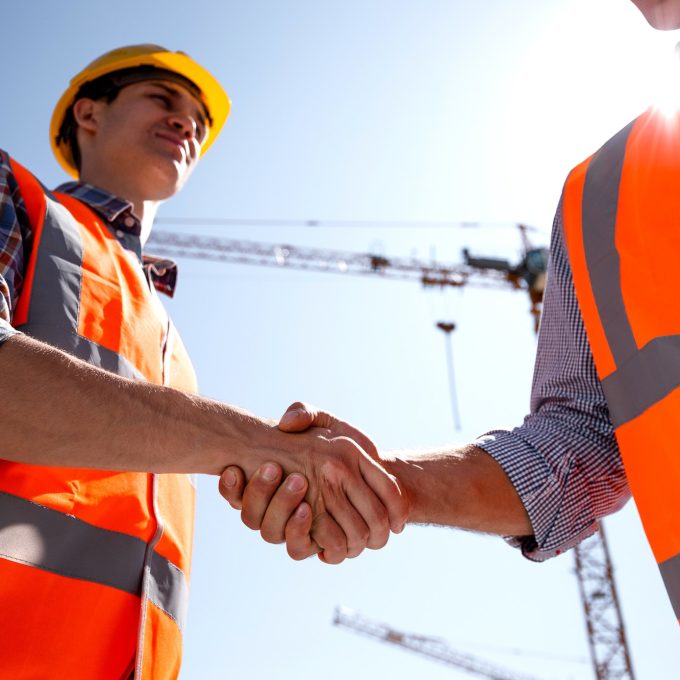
[220, 463, 321, 560]
[278, 402, 380, 461]
[219, 402, 408, 563]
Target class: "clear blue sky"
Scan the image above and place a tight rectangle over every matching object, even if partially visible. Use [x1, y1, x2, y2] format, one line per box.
[4, 1, 680, 678]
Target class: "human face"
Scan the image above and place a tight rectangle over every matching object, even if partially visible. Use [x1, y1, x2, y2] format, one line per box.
[631, 0, 680, 29]
[80, 79, 210, 200]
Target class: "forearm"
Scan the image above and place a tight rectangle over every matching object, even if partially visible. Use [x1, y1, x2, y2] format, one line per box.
[383, 445, 532, 536]
[1, 333, 291, 475]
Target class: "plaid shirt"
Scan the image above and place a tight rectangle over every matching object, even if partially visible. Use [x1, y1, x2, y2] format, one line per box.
[475, 203, 628, 561]
[0, 150, 178, 343]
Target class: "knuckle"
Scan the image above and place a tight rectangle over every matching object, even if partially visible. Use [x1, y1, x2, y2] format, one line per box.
[288, 400, 306, 411]
[324, 537, 346, 555]
[367, 530, 389, 550]
[261, 528, 284, 545]
[346, 542, 366, 559]
[288, 545, 313, 561]
[371, 502, 389, 526]
[320, 550, 343, 565]
[218, 483, 240, 503]
[319, 456, 350, 481]
[241, 511, 261, 531]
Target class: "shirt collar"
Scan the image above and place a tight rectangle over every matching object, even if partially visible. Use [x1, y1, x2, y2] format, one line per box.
[56, 181, 139, 232]
[54, 181, 178, 298]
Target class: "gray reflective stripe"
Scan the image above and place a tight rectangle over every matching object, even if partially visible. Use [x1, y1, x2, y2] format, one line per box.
[0, 492, 188, 628]
[16, 195, 146, 381]
[25, 197, 83, 339]
[0, 491, 145, 595]
[149, 550, 189, 631]
[602, 334, 680, 428]
[580, 117, 680, 427]
[659, 552, 680, 619]
[18, 321, 146, 380]
[582, 119, 638, 366]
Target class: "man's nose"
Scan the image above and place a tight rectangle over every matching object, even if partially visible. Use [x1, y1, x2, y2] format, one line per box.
[168, 113, 197, 140]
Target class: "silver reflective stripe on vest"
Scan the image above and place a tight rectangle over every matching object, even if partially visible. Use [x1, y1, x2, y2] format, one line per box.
[581, 118, 680, 427]
[659, 552, 680, 619]
[0, 490, 145, 594]
[582, 119, 638, 366]
[18, 323, 146, 380]
[24, 198, 83, 336]
[602, 335, 680, 428]
[0, 492, 188, 625]
[15, 196, 146, 381]
[149, 550, 189, 631]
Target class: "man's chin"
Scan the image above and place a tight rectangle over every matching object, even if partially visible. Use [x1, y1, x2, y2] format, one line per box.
[633, 0, 680, 29]
[142, 160, 191, 199]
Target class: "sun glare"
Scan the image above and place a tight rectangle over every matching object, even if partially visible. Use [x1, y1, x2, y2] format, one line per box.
[648, 39, 680, 117]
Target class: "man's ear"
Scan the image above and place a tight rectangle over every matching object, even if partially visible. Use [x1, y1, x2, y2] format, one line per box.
[72, 98, 102, 134]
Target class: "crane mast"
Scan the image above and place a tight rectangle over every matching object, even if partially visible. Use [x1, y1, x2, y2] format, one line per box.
[574, 527, 636, 679]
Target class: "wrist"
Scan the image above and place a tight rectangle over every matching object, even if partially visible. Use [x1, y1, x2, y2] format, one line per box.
[381, 453, 418, 525]
[203, 406, 311, 478]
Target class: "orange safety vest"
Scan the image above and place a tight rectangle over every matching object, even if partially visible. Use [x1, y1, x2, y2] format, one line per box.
[0, 158, 198, 678]
[563, 107, 680, 623]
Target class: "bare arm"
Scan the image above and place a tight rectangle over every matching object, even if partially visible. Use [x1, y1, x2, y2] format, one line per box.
[1, 335, 408, 563]
[383, 446, 531, 535]
[2, 333, 284, 475]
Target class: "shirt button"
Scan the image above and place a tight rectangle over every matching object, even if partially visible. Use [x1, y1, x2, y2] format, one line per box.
[116, 229, 125, 239]
[124, 216, 136, 228]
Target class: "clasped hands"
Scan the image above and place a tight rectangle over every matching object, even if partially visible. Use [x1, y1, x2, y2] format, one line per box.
[219, 402, 409, 564]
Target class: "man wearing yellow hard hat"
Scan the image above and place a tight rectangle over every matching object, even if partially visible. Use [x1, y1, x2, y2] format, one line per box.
[0, 44, 407, 679]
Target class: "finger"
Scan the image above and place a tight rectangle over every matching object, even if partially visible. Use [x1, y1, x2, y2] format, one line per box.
[284, 502, 320, 560]
[343, 478, 391, 550]
[278, 401, 317, 432]
[278, 403, 379, 461]
[259, 473, 309, 544]
[218, 466, 246, 510]
[327, 501, 371, 558]
[317, 471, 371, 558]
[355, 447, 409, 534]
[325, 436, 403, 543]
[240, 462, 283, 530]
[311, 513, 349, 565]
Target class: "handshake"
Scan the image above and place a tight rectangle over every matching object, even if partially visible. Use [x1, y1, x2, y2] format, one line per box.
[218, 401, 411, 565]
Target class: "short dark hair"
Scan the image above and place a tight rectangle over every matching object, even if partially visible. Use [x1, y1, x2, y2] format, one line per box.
[56, 66, 208, 174]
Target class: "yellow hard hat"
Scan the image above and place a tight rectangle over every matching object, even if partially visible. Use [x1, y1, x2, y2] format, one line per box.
[50, 44, 231, 177]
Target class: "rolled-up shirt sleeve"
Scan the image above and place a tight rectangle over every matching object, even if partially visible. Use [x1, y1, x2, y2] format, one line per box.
[475, 203, 630, 561]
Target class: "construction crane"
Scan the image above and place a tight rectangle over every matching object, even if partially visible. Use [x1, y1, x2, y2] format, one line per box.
[333, 607, 544, 680]
[461, 224, 548, 331]
[573, 528, 636, 679]
[147, 226, 634, 680]
[147, 227, 547, 325]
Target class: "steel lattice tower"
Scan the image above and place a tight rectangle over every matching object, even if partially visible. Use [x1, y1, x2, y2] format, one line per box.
[573, 525, 635, 679]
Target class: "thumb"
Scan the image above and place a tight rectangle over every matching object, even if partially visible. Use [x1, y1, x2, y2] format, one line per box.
[278, 401, 318, 432]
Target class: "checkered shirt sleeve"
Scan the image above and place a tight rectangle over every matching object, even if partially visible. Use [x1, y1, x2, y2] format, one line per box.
[475, 199, 630, 561]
